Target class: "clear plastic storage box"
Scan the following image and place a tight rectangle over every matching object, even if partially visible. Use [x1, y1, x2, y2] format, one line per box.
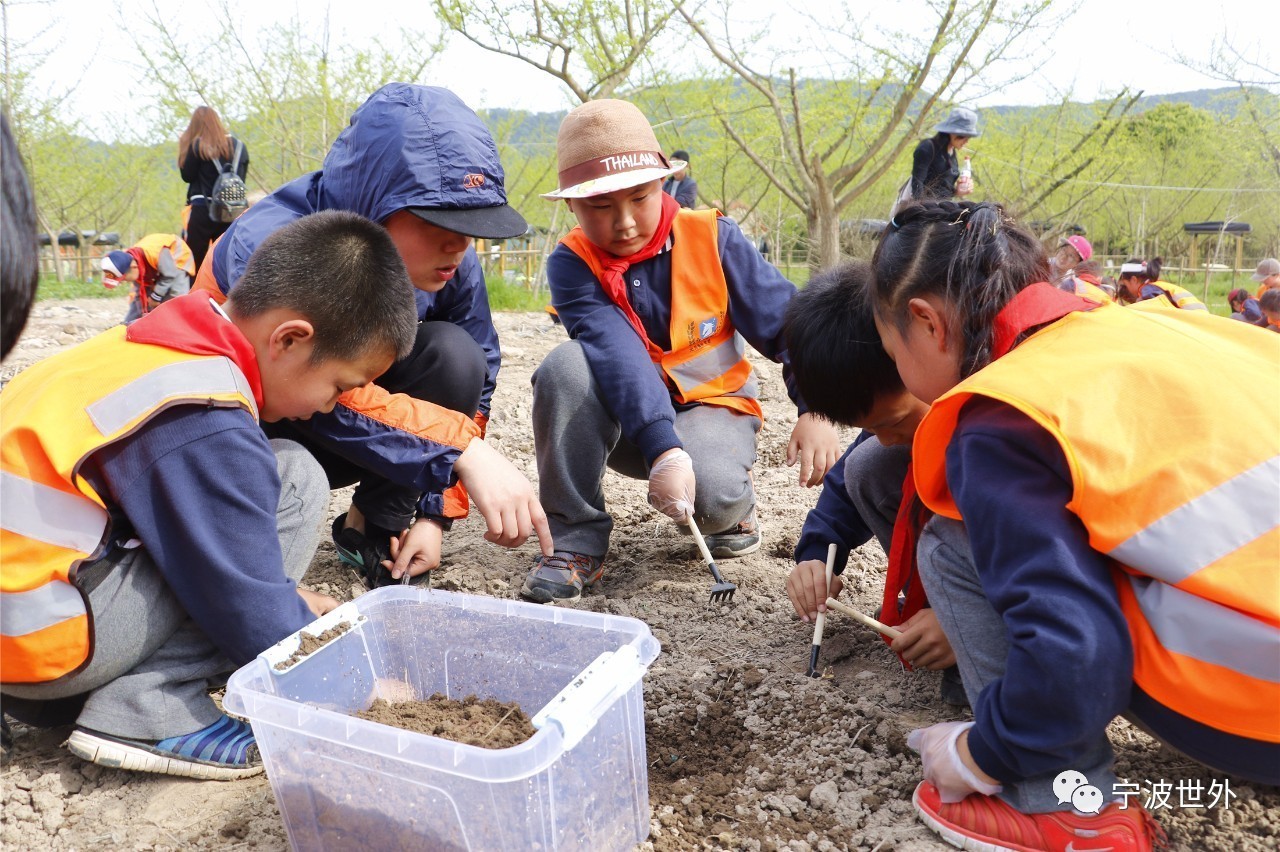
[223, 587, 661, 851]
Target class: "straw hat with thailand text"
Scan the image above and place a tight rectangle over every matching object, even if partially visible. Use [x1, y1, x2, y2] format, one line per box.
[542, 100, 685, 200]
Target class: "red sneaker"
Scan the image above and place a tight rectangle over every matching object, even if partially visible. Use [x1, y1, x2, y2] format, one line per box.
[912, 781, 1167, 852]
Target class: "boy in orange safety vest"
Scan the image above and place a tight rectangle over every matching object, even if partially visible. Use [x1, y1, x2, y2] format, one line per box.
[522, 99, 841, 603]
[1, 211, 416, 779]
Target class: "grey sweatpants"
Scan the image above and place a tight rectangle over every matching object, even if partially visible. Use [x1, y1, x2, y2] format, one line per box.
[532, 340, 760, 557]
[3, 440, 328, 740]
[918, 516, 1116, 813]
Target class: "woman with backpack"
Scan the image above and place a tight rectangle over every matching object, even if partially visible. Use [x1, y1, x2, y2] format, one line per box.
[178, 106, 250, 271]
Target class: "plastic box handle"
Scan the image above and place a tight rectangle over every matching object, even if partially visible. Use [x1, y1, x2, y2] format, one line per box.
[532, 645, 643, 750]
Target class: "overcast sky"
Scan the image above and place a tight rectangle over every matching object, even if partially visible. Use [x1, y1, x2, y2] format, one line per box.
[7, 0, 1270, 141]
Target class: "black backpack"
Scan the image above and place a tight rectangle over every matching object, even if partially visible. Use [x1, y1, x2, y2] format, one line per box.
[208, 139, 248, 224]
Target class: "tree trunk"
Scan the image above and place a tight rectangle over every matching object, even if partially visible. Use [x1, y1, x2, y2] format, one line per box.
[806, 191, 842, 273]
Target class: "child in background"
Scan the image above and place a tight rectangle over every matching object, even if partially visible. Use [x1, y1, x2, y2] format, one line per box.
[1, 211, 418, 779]
[194, 83, 550, 587]
[871, 200, 1278, 852]
[101, 234, 195, 323]
[524, 98, 840, 603]
[1257, 288, 1280, 332]
[783, 263, 961, 700]
[1227, 287, 1263, 324]
[1252, 257, 1280, 300]
[1115, 256, 1206, 310]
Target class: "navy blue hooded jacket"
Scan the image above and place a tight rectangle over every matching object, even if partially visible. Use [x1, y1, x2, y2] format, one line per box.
[206, 84, 511, 519]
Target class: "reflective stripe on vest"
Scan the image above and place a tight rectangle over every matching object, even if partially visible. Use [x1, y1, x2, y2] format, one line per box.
[1, 328, 257, 683]
[914, 302, 1280, 741]
[0, 582, 87, 637]
[561, 209, 763, 420]
[87, 358, 258, 435]
[1, 471, 108, 555]
[1109, 456, 1280, 584]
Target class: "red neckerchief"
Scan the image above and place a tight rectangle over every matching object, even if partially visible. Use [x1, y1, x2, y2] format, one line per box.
[881, 461, 930, 668]
[992, 282, 1098, 359]
[126, 291, 263, 408]
[566, 192, 680, 356]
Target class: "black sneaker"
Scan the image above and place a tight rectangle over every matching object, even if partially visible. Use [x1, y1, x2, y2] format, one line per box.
[520, 552, 605, 603]
[940, 665, 969, 708]
[331, 512, 398, 589]
[703, 511, 761, 558]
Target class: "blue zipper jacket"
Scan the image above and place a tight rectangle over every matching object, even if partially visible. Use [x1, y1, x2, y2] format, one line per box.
[208, 84, 509, 518]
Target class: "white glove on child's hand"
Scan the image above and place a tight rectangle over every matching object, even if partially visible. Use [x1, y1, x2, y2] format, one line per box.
[907, 721, 1004, 804]
[647, 448, 696, 523]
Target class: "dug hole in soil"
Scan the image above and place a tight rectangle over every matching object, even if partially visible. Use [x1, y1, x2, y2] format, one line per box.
[3, 298, 1277, 850]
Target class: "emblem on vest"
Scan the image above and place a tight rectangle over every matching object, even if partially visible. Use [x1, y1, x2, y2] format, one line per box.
[699, 317, 718, 339]
[462, 173, 485, 188]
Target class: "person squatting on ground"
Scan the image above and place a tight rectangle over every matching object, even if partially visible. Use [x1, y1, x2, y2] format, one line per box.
[782, 262, 965, 706]
[0, 211, 418, 779]
[1, 112, 39, 361]
[869, 199, 1279, 852]
[1257, 289, 1280, 333]
[523, 98, 841, 603]
[102, 234, 196, 324]
[1252, 257, 1280, 300]
[1115, 256, 1207, 311]
[1227, 287, 1263, 324]
[178, 105, 250, 272]
[1049, 235, 1111, 303]
[193, 83, 551, 588]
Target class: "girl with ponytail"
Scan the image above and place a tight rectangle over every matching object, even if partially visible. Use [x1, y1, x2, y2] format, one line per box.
[867, 200, 1278, 852]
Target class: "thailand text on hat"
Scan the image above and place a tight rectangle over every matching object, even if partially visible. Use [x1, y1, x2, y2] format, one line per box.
[1252, 258, 1279, 282]
[543, 100, 684, 200]
[1059, 235, 1093, 263]
[101, 251, 134, 284]
[935, 107, 981, 138]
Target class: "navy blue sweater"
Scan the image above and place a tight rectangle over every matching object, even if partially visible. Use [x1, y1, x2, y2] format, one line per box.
[948, 397, 1132, 784]
[547, 216, 805, 464]
[81, 405, 315, 667]
[793, 434, 875, 573]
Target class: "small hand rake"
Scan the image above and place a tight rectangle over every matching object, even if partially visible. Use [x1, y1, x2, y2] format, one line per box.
[686, 514, 737, 604]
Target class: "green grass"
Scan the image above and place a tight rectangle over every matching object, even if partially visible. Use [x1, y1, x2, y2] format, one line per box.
[485, 274, 551, 312]
[36, 274, 126, 301]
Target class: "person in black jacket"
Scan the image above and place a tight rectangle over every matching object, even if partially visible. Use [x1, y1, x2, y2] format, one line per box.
[910, 107, 979, 201]
[662, 149, 698, 208]
[178, 106, 250, 271]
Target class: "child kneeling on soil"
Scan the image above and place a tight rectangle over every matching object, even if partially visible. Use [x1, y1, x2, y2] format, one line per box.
[523, 98, 840, 602]
[101, 234, 196, 324]
[782, 262, 962, 703]
[871, 200, 1279, 851]
[0, 211, 418, 780]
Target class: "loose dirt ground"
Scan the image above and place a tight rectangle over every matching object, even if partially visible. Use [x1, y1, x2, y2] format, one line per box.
[2, 298, 1276, 850]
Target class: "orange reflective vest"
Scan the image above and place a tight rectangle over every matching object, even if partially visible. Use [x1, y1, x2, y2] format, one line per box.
[1142, 280, 1207, 311]
[914, 302, 1280, 742]
[562, 209, 763, 420]
[1061, 276, 1113, 304]
[134, 233, 196, 279]
[0, 328, 257, 683]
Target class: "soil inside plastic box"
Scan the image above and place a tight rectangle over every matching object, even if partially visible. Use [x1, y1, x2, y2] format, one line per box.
[352, 694, 535, 749]
[272, 621, 355, 671]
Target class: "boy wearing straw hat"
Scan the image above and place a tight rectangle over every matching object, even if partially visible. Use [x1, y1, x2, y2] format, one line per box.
[522, 99, 840, 603]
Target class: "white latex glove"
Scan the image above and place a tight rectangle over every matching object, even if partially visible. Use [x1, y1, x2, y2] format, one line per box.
[907, 721, 1003, 804]
[647, 448, 696, 523]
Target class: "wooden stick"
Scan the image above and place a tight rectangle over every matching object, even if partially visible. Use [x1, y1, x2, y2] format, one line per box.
[824, 597, 903, 640]
[806, 544, 838, 677]
[686, 514, 716, 568]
